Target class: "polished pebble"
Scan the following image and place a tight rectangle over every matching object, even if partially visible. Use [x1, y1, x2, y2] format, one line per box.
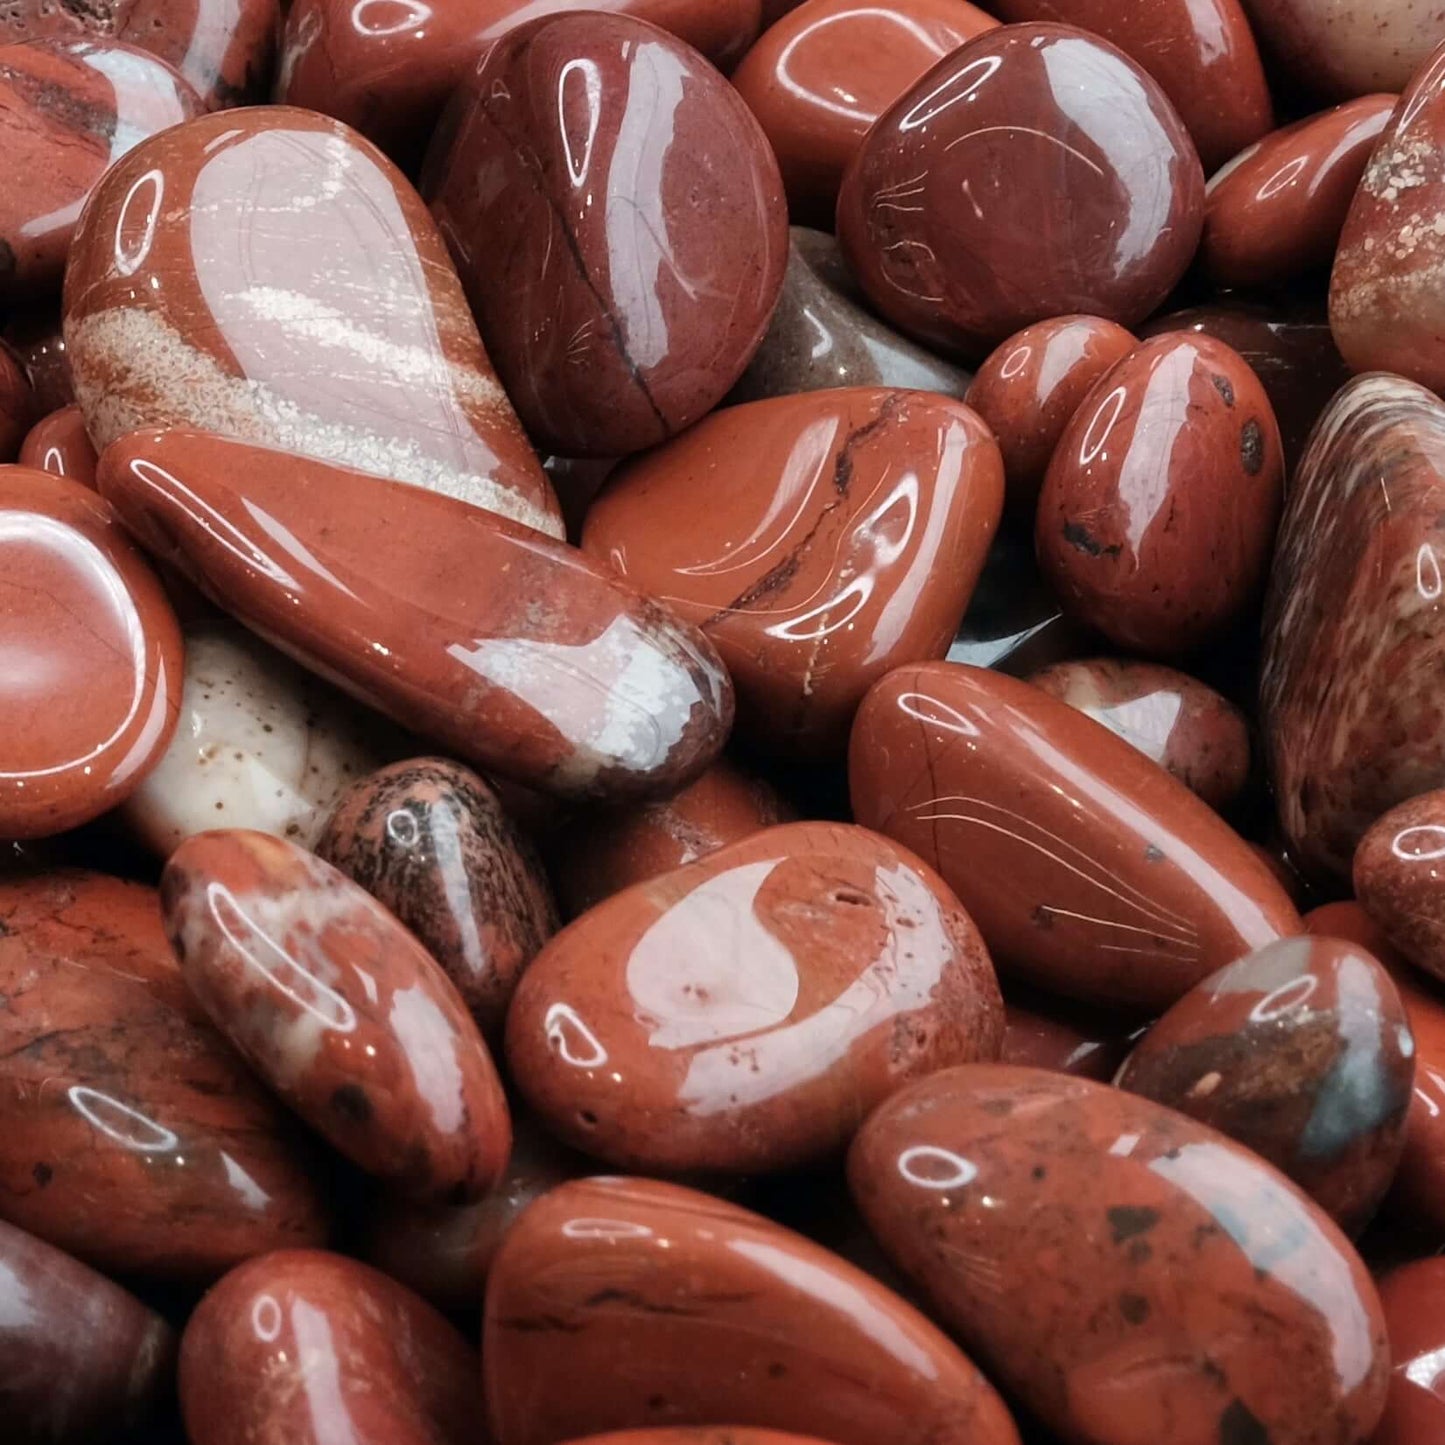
[1001, 991, 1136, 1081]
[18, 405, 97, 487]
[1355, 788, 1445, 983]
[0, 341, 33, 460]
[5, 307, 70, 412]
[1374, 1256, 1445, 1444]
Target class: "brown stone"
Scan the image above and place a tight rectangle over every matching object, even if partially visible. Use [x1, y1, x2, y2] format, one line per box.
[18, 406, 97, 487]
[1375, 1257, 1445, 1445]
[1355, 788, 1445, 983]
[4, 308, 71, 413]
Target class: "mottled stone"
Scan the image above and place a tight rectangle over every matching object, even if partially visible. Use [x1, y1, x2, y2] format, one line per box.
[1375, 1257, 1445, 1444]
[1355, 788, 1445, 982]
[850, 1064, 1390, 1445]
[17, 406, 97, 487]
[316, 758, 558, 1037]
[485, 1177, 1019, 1445]
[422, 12, 787, 458]
[65, 106, 563, 538]
[836, 23, 1205, 359]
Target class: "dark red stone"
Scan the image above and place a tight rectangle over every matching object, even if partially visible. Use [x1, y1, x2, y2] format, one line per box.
[1375, 1257, 1445, 1445]
[17, 406, 97, 487]
[1355, 788, 1445, 983]
[0, 341, 33, 460]
[3, 308, 70, 413]
[1000, 991, 1135, 1081]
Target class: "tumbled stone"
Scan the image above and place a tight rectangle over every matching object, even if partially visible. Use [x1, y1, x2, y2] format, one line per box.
[163, 829, 512, 1202]
[1037, 333, 1284, 657]
[100, 428, 733, 801]
[178, 1249, 481, 1445]
[0, 467, 182, 838]
[316, 758, 558, 1037]
[1027, 658, 1252, 811]
[850, 663, 1301, 1007]
[508, 821, 1002, 1173]
[584, 389, 1002, 752]
[836, 23, 1204, 359]
[1001, 991, 1136, 1080]
[485, 1177, 1019, 1445]
[17, 406, 97, 487]
[1375, 1257, 1445, 1444]
[65, 106, 563, 537]
[4, 308, 70, 412]
[0, 341, 33, 461]
[0, 40, 201, 299]
[1261, 374, 1445, 879]
[422, 12, 787, 459]
[1355, 788, 1445, 982]
[0, 870, 328, 1280]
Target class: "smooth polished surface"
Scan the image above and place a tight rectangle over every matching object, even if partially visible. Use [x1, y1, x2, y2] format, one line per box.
[0, 342, 33, 460]
[1204, 95, 1395, 289]
[5, 307, 70, 413]
[584, 389, 1002, 753]
[0, 40, 200, 298]
[316, 758, 558, 1038]
[1355, 788, 1445, 982]
[508, 821, 1002, 1172]
[732, 0, 997, 224]
[836, 23, 1204, 359]
[0, 870, 327, 1280]
[179, 1249, 482, 1445]
[850, 1064, 1390, 1445]
[0, 467, 183, 838]
[0, 1216, 174, 1445]
[163, 829, 512, 1202]
[965, 315, 1135, 515]
[1261, 374, 1445, 880]
[1375, 1257, 1445, 1444]
[1001, 991, 1135, 1080]
[484, 1176, 1020, 1445]
[99, 428, 733, 802]
[423, 12, 787, 459]
[1116, 935, 1414, 1233]
[65, 106, 563, 538]
[18, 406, 97, 487]
[1037, 333, 1284, 657]
[279, 0, 761, 168]
[849, 663, 1301, 1007]
[1027, 658, 1251, 812]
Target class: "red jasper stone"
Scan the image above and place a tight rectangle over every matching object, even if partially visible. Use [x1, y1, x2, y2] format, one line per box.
[162, 829, 512, 1203]
[1261, 375, 1445, 879]
[65, 106, 563, 539]
[1000, 991, 1135, 1080]
[1354, 789, 1445, 982]
[1203, 95, 1395, 289]
[316, 758, 558, 1039]
[97, 427, 733, 802]
[278, 0, 762, 169]
[0, 341, 34, 460]
[849, 663, 1301, 1008]
[0, 1216, 175, 1444]
[965, 315, 1135, 516]
[1116, 934, 1414, 1233]
[507, 821, 1003, 1173]
[849, 1065, 1391, 1445]
[836, 23, 1205, 360]
[0, 0, 276, 109]
[583, 389, 1002, 753]
[0, 467, 182, 838]
[1375, 1257, 1445, 1444]
[554, 1434, 837, 1445]
[484, 1176, 1020, 1445]
[4, 307, 71, 412]
[178, 1250, 482, 1445]
[0, 870, 328, 1280]
[17, 405, 97, 487]
[731, 0, 997, 225]
[422, 12, 787, 459]
[1036, 333, 1284, 658]
[1026, 657, 1252, 812]
[0, 40, 201, 299]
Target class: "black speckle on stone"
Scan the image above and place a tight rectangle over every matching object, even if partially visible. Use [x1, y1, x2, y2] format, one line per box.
[1032, 1164, 1047, 1181]
[768, 1362, 787, 1379]
[1211, 372, 1235, 406]
[1031, 904, 1055, 930]
[1108, 1205, 1161, 1244]
[1219, 1399, 1271, 1445]
[1063, 520, 1122, 558]
[331, 1083, 373, 1125]
[1119, 1292, 1150, 1324]
[1240, 419, 1264, 476]
[32, 1162, 51, 1187]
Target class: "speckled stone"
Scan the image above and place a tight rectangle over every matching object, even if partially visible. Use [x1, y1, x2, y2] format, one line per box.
[1355, 788, 1445, 983]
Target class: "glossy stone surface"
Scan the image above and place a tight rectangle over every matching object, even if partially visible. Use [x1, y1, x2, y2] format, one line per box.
[278, 0, 761, 169]
[5, 308, 70, 413]
[0, 40, 201, 298]
[18, 406, 97, 487]
[0, 1216, 174, 1445]
[0, 0, 276, 108]
[836, 23, 1205, 360]
[1375, 1257, 1445, 1444]
[0, 341, 33, 461]
[548, 760, 793, 918]
[100, 428, 732, 802]
[65, 106, 563, 538]
[1037, 333, 1284, 657]
[1204, 95, 1394, 289]
[1261, 374, 1445, 879]
[553, 1434, 838, 1445]
[316, 758, 558, 1037]
[0, 870, 327, 1279]
[485, 1176, 1019, 1445]
[1117, 935, 1414, 1233]
[965, 316, 1136, 515]
[423, 12, 787, 459]
[0, 467, 182, 838]
[508, 821, 1002, 1172]
[1001, 991, 1135, 1080]
[732, 0, 997, 224]
[850, 663, 1301, 1007]
[1355, 789, 1445, 982]
[1027, 658, 1252, 812]
[179, 1249, 481, 1445]
[584, 389, 1002, 752]
[730, 228, 971, 404]
[163, 829, 512, 1202]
